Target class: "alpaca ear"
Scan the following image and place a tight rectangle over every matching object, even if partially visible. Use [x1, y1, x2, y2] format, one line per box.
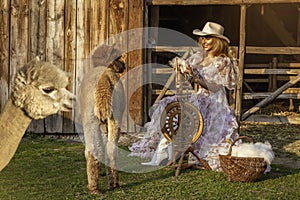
[27, 56, 40, 66]
[34, 56, 40, 61]
[107, 44, 115, 56]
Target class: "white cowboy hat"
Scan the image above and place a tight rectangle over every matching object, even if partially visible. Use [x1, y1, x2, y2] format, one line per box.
[193, 22, 230, 44]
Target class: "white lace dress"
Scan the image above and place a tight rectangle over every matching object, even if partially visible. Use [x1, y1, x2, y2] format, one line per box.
[129, 52, 239, 171]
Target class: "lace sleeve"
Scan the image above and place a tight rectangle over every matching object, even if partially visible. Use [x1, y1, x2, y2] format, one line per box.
[186, 51, 206, 69]
[199, 57, 239, 90]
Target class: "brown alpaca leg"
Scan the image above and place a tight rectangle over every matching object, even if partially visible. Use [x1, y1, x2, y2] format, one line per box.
[106, 142, 120, 189]
[106, 119, 120, 189]
[106, 167, 119, 189]
[86, 151, 101, 194]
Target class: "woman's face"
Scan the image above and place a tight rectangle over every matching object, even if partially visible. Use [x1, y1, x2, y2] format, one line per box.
[200, 36, 215, 52]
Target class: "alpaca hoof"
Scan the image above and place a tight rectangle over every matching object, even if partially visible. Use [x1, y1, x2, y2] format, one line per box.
[114, 183, 120, 189]
[108, 183, 120, 190]
[88, 185, 101, 195]
[89, 189, 102, 195]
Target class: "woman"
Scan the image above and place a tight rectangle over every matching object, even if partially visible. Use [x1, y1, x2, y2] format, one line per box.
[129, 22, 239, 171]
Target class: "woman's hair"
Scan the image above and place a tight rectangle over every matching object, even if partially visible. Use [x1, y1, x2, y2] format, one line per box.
[209, 37, 229, 57]
[199, 36, 231, 58]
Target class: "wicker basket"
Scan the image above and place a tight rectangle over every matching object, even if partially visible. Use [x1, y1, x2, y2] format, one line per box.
[219, 136, 267, 182]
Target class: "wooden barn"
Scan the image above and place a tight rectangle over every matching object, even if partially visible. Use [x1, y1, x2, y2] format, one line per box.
[1, 0, 300, 134]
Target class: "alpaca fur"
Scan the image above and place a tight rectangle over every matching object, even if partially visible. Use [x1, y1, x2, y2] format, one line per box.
[0, 57, 74, 171]
[11, 57, 74, 119]
[78, 45, 125, 194]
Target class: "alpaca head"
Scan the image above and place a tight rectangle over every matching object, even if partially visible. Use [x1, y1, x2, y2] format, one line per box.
[108, 55, 126, 74]
[11, 57, 74, 119]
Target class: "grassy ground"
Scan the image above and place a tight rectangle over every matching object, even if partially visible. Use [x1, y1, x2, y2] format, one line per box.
[0, 123, 299, 200]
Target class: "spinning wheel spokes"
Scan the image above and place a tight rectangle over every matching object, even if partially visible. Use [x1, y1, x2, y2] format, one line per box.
[160, 101, 204, 145]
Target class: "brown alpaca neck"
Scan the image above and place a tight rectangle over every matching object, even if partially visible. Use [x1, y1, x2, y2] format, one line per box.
[0, 98, 32, 171]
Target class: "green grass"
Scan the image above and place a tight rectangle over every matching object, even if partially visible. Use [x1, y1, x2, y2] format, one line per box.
[0, 124, 300, 200]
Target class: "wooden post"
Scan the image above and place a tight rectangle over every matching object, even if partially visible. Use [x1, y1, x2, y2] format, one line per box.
[235, 4, 247, 123]
[127, 0, 144, 126]
[271, 57, 278, 92]
[242, 74, 300, 120]
[0, 0, 10, 112]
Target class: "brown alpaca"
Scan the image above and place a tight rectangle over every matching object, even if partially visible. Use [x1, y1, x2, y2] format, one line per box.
[78, 45, 125, 194]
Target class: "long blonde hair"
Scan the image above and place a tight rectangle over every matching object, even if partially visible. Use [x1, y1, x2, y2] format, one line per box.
[209, 37, 229, 57]
[199, 36, 232, 58]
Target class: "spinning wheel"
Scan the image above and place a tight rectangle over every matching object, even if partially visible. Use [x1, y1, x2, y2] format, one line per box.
[159, 54, 211, 176]
[160, 101, 203, 145]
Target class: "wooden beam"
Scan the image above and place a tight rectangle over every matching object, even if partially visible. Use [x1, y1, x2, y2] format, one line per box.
[244, 69, 300, 75]
[235, 5, 247, 123]
[154, 46, 300, 55]
[148, 0, 300, 6]
[242, 74, 300, 120]
[243, 92, 300, 100]
[246, 46, 300, 55]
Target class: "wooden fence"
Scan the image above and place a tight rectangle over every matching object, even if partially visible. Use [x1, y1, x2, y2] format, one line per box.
[0, 0, 144, 134]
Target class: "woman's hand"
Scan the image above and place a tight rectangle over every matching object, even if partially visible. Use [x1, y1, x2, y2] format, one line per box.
[184, 64, 193, 76]
[169, 57, 188, 74]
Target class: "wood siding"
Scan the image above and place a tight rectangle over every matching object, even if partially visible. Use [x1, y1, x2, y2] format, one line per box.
[0, 0, 144, 134]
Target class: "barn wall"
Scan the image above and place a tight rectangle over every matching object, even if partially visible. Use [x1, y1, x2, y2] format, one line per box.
[0, 0, 144, 134]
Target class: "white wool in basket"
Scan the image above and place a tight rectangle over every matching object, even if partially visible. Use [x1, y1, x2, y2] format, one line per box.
[231, 141, 275, 165]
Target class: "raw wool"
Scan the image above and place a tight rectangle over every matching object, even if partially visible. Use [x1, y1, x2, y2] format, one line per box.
[231, 141, 275, 166]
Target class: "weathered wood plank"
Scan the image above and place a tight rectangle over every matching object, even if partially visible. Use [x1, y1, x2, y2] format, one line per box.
[243, 92, 300, 100]
[83, 0, 92, 74]
[63, 0, 76, 134]
[109, 0, 128, 48]
[27, 0, 46, 133]
[90, 0, 106, 49]
[153, 46, 300, 55]
[74, 0, 85, 134]
[246, 46, 300, 55]
[10, 0, 29, 83]
[235, 5, 247, 122]
[45, 0, 65, 133]
[244, 63, 300, 68]
[244, 69, 300, 75]
[149, 0, 300, 6]
[0, 0, 10, 112]
[127, 0, 144, 126]
[109, 0, 129, 131]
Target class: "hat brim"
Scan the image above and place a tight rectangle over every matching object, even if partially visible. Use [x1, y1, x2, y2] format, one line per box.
[193, 29, 230, 44]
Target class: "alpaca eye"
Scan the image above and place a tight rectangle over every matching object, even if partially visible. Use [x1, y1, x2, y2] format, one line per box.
[42, 87, 55, 94]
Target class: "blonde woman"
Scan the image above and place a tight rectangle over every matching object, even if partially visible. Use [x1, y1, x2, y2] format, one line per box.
[129, 22, 239, 171]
